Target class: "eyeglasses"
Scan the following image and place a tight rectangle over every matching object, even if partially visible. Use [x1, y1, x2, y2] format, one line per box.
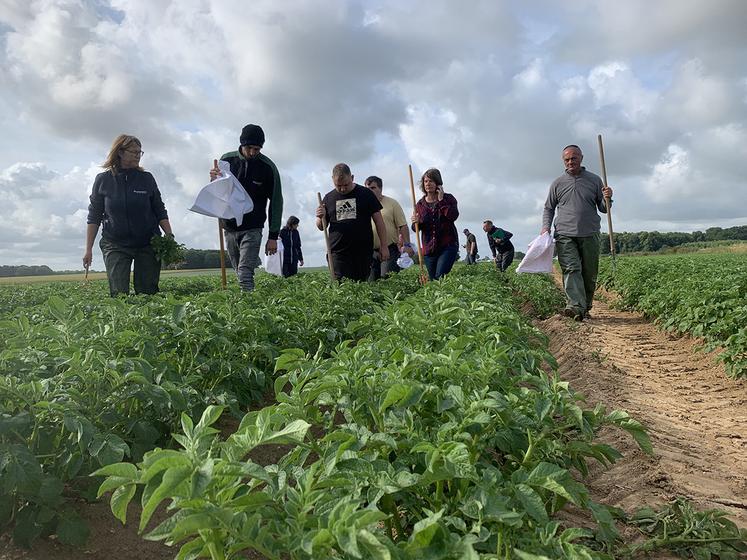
[124, 148, 144, 157]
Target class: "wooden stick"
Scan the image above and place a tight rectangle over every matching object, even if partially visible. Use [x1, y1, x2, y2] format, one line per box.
[317, 192, 337, 281]
[408, 164, 428, 284]
[212, 159, 228, 289]
[597, 135, 616, 258]
[218, 220, 227, 289]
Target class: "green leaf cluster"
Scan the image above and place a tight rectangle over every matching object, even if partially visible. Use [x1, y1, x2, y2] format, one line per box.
[599, 254, 747, 378]
[628, 497, 747, 559]
[150, 234, 187, 267]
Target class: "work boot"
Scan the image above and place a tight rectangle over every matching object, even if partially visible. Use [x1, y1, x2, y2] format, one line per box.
[563, 307, 584, 321]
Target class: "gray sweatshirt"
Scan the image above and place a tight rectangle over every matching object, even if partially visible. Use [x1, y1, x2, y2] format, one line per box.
[542, 168, 610, 236]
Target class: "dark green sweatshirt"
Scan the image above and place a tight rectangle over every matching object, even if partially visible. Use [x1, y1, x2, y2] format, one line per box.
[219, 150, 283, 239]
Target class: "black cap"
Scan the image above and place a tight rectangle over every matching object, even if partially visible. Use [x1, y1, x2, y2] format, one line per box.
[240, 124, 265, 147]
[463, 228, 469, 234]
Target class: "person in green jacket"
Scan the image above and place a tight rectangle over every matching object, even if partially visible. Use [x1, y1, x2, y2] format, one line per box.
[209, 124, 283, 291]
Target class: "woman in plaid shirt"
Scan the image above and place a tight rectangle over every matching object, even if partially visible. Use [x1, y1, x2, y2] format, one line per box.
[411, 168, 460, 280]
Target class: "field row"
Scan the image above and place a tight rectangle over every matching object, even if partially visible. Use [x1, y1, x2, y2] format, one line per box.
[94, 267, 659, 559]
[3, 264, 744, 558]
[0, 272, 421, 546]
[598, 254, 747, 378]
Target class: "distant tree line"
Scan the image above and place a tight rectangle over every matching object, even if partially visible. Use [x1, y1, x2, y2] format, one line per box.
[1, 249, 224, 277]
[0, 265, 56, 277]
[600, 225, 747, 254]
[174, 248, 222, 269]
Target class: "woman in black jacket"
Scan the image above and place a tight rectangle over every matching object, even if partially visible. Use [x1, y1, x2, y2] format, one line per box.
[83, 134, 173, 296]
[279, 215, 304, 277]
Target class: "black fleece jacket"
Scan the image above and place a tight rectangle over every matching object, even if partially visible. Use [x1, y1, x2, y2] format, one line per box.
[87, 168, 168, 248]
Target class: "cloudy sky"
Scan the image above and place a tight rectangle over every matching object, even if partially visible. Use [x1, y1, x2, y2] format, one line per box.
[1, 0, 746, 270]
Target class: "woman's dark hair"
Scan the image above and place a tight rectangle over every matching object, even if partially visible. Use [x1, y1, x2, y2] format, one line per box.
[285, 215, 300, 228]
[419, 168, 443, 194]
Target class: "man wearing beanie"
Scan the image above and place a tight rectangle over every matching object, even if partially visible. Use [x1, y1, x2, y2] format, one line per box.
[209, 124, 283, 291]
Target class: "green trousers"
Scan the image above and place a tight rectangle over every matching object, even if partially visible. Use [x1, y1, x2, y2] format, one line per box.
[100, 237, 161, 296]
[555, 233, 600, 313]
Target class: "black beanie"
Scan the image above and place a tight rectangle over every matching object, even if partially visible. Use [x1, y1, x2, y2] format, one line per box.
[240, 124, 265, 147]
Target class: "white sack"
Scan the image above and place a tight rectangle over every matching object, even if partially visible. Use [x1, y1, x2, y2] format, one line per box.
[516, 232, 555, 274]
[264, 238, 284, 276]
[189, 161, 253, 225]
[396, 252, 414, 269]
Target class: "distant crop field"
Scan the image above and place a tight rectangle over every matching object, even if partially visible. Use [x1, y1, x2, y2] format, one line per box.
[0, 268, 223, 285]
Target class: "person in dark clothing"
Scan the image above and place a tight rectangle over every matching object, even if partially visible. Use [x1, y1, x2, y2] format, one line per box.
[315, 163, 389, 281]
[209, 124, 283, 291]
[483, 220, 515, 272]
[463, 228, 478, 264]
[279, 215, 304, 277]
[84, 134, 173, 296]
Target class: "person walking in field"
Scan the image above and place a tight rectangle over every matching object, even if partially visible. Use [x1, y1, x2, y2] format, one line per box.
[84, 134, 174, 296]
[541, 144, 613, 321]
[463, 228, 478, 264]
[316, 163, 389, 281]
[410, 168, 460, 280]
[279, 215, 304, 277]
[364, 175, 413, 280]
[483, 220, 515, 272]
[209, 124, 283, 292]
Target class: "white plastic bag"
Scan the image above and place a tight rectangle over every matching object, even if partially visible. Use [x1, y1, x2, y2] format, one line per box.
[189, 161, 253, 225]
[396, 251, 414, 269]
[516, 232, 554, 274]
[264, 238, 284, 276]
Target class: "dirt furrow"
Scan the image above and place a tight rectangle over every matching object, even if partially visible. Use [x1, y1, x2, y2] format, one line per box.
[538, 291, 747, 527]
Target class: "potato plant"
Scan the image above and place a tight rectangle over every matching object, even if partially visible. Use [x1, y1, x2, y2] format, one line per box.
[96, 270, 652, 559]
[0, 272, 418, 545]
[598, 254, 747, 378]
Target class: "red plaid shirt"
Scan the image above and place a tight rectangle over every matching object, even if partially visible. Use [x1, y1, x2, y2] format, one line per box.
[412, 193, 459, 255]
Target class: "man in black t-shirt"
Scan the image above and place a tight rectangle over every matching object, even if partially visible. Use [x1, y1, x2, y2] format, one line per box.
[315, 163, 389, 281]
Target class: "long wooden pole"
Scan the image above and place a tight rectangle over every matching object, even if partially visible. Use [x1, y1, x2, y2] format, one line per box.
[214, 159, 228, 289]
[218, 220, 227, 289]
[408, 164, 428, 284]
[317, 192, 337, 281]
[597, 135, 616, 259]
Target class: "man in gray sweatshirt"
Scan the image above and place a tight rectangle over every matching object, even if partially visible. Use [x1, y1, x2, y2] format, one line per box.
[541, 145, 613, 321]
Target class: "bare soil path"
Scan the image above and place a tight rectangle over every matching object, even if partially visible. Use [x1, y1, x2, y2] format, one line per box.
[539, 285, 747, 529]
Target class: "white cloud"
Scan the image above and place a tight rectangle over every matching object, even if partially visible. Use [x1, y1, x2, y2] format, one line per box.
[587, 61, 657, 122]
[400, 104, 462, 171]
[643, 145, 691, 203]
